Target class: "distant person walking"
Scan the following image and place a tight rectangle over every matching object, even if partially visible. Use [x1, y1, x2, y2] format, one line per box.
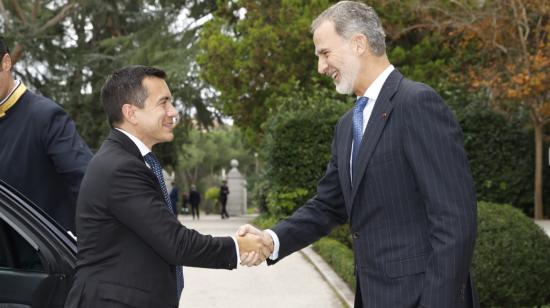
[181, 191, 189, 214]
[189, 185, 201, 220]
[219, 180, 230, 219]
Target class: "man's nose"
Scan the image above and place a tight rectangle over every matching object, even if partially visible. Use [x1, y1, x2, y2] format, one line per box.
[166, 102, 177, 116]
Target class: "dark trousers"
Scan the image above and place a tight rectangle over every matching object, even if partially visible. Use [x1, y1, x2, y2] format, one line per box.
[191, 204, 200, 219]
[220, 199, 229, 219]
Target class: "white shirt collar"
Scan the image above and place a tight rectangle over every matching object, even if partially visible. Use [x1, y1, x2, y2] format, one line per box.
[361, 65, 395, 100]
[115, 128, 151, 157]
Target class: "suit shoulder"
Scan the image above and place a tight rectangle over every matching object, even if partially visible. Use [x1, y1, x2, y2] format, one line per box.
[22, 91, 76, 131]
[89, 140, 145, 177]
[398, 78, 438, 97]
[396, 78, 444, 108]
[23, 91, 66, 114]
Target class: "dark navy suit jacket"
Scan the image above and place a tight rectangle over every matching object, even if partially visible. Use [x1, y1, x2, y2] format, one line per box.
[269, 70, 478, 308]
[0, 90, 92, 232]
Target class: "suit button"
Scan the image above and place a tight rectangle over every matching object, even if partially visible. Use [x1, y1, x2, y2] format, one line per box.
[352, 232, 359, 239]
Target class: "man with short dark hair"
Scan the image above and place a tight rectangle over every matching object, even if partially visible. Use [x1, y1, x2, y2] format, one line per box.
[0, 36, 92, 233]
[65, 65, 268, 307]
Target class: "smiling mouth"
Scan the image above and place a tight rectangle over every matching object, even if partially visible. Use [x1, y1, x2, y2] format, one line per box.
[163, 117, 179, 128]
[329, 71, 339, 82]
[163, 122, 175, 129]
[330, 72, 340, 83]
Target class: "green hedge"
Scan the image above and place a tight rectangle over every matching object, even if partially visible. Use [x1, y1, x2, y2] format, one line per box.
[262, 86, 352, 217]
[312, 237, 355, 290]
[253, 213, 279, 230]
[203, 186, 220, 214]
[453, 101, 538, 214]
[327, 224, 352, 249]
[473, 202, 550, 307]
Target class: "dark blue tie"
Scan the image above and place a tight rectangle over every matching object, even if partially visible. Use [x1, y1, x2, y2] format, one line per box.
[143, 152, 184, 300]
[352, 97, 369, 167]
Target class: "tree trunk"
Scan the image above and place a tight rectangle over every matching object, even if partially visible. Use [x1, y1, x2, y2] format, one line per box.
[534, 123, 544, 219]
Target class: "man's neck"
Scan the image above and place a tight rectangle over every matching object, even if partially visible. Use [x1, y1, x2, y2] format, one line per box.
[0, 79, 18, 104]
[354, 55, 391, 96]
[115, 125, 153, 153]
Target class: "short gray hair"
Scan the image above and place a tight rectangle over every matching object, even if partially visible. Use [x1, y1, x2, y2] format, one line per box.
[311, 1, 386, 56]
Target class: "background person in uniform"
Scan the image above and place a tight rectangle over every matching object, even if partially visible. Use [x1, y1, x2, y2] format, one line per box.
[219, 180, 230, 219]
[64, 65, 269, 308]
[189, 184, 201, 220]
[238, 2, 478, 308]
[0, 36, 92, 233]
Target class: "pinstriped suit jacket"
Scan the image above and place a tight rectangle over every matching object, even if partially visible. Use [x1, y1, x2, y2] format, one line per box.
[269, 70, 479, 308]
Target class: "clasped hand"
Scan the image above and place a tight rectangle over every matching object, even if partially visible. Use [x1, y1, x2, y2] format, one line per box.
[235, 224, 274, 267]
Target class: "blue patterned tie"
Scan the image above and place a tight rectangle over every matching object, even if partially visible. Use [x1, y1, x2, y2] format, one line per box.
[352, 96, 369, 168]
[143, 152, 184, 300]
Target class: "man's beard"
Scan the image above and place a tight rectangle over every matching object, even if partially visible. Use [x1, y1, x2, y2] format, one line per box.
[335, 58, 360, 95]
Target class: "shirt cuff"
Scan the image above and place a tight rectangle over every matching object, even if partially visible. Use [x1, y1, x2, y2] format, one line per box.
[231, 236, 241, 264]
[265, 229, 280, 260]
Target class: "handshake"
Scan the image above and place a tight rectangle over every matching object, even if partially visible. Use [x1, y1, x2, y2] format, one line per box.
[235, 224, 274, 267]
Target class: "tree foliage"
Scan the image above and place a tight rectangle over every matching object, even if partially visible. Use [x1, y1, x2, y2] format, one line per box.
[176, 126, 254, 190]
[198, 0, 338, 145]
[1, 0, 218, 168]
[416, 0, 550, 217]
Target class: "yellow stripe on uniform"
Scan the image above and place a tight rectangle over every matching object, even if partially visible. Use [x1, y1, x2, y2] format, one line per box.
[0, 83, 27, 118]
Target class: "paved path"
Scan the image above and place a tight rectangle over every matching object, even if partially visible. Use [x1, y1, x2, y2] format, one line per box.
[535, 220, 550, 237]
[178, 214, 345, 308]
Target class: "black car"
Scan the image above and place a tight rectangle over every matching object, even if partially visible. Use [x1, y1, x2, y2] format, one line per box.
[0, 180, 76, 307]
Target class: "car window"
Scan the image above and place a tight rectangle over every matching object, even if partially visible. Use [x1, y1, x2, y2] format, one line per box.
[0, 220, 45, 272]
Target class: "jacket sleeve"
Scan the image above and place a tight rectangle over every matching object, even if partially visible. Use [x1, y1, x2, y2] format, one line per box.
[41, 106, 93, 197]
[107, 161, 237, 269]
[402, 86, 477, 308]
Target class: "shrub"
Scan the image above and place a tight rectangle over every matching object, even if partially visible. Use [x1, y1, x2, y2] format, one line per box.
[203, 187, 220, 214]
[473, 201, 550, 307]
[263, 86, 352, 217]
[454, 102, 536, 214]
[265, 188, 310, 218]
[253, 214, 280, 230]
[327, 224, 352, 249]
[312, 237, 355, 290]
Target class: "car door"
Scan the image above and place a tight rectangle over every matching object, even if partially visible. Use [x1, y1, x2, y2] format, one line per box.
[0, 180, 76, 308]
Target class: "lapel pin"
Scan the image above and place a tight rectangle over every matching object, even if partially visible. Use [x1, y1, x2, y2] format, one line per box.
[382, 112, 388, 119]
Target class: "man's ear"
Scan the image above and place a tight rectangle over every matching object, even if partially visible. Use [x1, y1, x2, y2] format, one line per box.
[1, 53, 12, 72]
[352, 33, 368, 55]
[121, 103, 137, 125]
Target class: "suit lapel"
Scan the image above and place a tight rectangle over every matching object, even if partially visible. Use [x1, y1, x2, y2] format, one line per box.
[108, 129, 164, 195]
[350, 70, 403, 204]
